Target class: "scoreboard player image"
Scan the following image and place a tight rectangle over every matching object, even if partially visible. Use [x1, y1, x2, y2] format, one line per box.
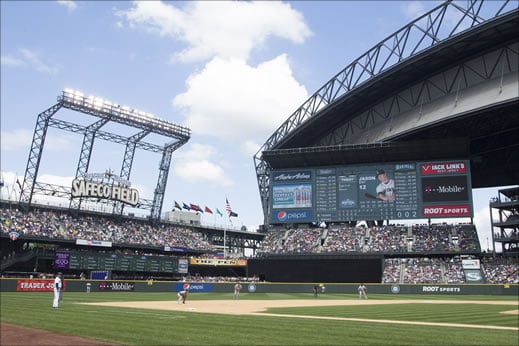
[365, 169, 396, 201]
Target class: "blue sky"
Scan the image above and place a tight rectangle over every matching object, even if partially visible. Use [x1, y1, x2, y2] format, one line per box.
[0, 1, 512, 251]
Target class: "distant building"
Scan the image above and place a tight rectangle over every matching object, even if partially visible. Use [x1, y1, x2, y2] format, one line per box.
[163, 210, 201, 225]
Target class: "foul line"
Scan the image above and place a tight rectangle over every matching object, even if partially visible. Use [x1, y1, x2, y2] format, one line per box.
[253, 313, 519, 331]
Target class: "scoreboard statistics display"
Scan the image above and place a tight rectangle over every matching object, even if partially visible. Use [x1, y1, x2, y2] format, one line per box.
[54, 251, 179, 273]
[269, 160, 473, 224]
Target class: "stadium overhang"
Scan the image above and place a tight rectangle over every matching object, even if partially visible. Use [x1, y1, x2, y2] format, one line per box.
[262, 138, 470, 169]
[275, 10, 519, 149]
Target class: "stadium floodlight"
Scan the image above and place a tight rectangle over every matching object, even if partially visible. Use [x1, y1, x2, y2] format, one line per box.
[58, 89, 191, 140]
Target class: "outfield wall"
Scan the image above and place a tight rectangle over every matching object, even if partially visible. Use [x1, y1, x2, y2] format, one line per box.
[248, 257, 383, 283]
[1, 278, 517, 296]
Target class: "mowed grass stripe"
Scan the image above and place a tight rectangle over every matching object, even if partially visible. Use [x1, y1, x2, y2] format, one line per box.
[2, 292, 518, 345]
[266, 303, 518, 327]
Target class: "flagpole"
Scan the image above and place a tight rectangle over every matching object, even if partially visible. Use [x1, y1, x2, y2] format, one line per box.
[223, 227, 227, 258]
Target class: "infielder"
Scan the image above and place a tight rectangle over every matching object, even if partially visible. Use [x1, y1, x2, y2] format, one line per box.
[177, 290, 188, 304]
[358, 283, 368, 300]
[233, 282, 242, 300]
[177, 282, 189, 304]
[53, 272, 62, 309]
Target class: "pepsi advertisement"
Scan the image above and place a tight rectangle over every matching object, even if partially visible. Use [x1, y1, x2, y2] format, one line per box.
[269, 160, 472, 223]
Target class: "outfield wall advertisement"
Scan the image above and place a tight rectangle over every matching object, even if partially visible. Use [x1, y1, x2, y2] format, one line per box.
[16, 279, 67, 292]
[2, 280, 516, 296]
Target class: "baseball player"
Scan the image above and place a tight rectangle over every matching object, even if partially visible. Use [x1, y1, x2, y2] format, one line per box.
[375, 170, 396, 201]
[177, 282, 189, 304]
[233, 282, 242, 300]
[358, 283, 368, 300]
[177, 290, 188, 304]
[53, 272, 62, 309]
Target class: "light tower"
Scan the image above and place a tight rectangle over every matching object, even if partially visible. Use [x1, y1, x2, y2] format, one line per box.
[19, 89, 191, 221]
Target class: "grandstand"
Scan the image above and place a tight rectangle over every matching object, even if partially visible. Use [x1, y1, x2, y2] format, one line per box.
[1, 0, 518, 285]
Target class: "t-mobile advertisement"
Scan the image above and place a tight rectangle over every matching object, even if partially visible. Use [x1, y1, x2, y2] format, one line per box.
[421, 176, 469, 202]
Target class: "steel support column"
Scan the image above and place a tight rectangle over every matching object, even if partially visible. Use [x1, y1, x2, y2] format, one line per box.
[19, 103, 63, 206]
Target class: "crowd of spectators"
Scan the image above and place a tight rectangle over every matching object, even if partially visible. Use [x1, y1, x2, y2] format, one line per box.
[282, 228, 322, 254]
[1, 205, 482, 256]
[382, 256, 518, 284]
[401, 257, 443, 283]
[2, 205, 517, 284]
[383, 257, 465, 284]
[481, 256, 518, 283]
[258, 224, 480, 255]
[181, 273, 260, 283]
[323, 227, 365, 253]
[382, 258, 402, 283]
[1, 207, 212, 251]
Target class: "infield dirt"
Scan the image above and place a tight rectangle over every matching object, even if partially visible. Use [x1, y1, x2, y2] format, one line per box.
[82, 298, 518, 331]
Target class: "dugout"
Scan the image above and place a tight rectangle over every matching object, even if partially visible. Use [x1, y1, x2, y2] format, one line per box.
[248, 254, 383, 283]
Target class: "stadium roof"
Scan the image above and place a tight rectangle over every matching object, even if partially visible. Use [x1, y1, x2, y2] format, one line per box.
[263, 10, 519, 188]
[274, 11, 518, 150]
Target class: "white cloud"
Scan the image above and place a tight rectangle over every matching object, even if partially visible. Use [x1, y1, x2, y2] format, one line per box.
[241, 140, 261, 157]
[172, 143, 232, 186]
[173, 55, 308, 144]
[37, 173, 74, 186]
[115, 1, 311, 155]
[402, 1, 429, 19]
[1, 55, 25, 67]
[117, 1, 312, 63]
[1, 129, 33, 151]
[18, 48, 59, 74]
[2, 49, 59, 74]
[56, 0, 78, 12]
[473, 206, 494, 252]
[1, 129, 76, 152]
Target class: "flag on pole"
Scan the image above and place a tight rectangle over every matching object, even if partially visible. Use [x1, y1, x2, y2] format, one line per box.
[190, 203, 203, 213]
[16, 178, 22, 189]
[216, 208, 223, 217]
[182, 202, 190, 211]
[225, 198, 238, 217]
[204, 206, 213, 214]
[174, 201, 182, 210]
[225, 198, 232, 216]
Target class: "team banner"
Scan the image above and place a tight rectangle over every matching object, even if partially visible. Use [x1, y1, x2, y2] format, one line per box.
[76, 239, 112, 247]
[189, 258, 247, 266]
[464, 269, 484, 283]
[462, 259, 481, 269]
[178, 258, 189, 273]
[163, 245, 187, 253]
[54, 252, 70, 269]
[17, 279, 67, 292]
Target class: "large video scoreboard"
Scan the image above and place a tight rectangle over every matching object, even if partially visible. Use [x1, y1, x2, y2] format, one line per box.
[269, 160, 473, 224]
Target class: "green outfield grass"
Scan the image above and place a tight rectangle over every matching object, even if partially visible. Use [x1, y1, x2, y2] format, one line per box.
[1, 292, 518, 345]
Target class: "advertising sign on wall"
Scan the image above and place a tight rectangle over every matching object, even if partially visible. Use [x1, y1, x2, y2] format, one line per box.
[16, 279, 67, 292]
